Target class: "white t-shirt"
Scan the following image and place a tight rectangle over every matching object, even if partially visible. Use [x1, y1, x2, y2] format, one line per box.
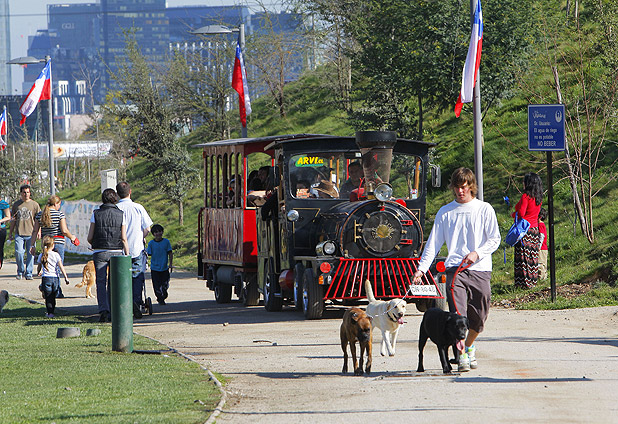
[37, 251, 62, 278]
[417, 198, 501, 273]
[116, 198, 153, 258]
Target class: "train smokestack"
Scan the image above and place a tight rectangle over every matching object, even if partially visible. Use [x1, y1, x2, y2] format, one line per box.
[355, 131, 397, 194]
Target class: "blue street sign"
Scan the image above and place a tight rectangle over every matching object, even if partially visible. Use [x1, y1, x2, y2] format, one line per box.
[528, 104, 566, 151]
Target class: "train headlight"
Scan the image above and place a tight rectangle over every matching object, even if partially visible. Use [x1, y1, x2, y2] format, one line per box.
[374, 183, 393, 202]
[287, 209, 300, 222]
[316, 240, 337, 256]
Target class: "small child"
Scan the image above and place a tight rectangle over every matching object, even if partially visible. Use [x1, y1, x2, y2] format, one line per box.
[37, 236, 70, 318]
[146, 224, 173, 305]
[538, 208, 548, 280]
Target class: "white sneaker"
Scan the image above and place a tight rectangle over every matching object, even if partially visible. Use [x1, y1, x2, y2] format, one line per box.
[458, 352, 471, 372]
[467, 345, 477, 369]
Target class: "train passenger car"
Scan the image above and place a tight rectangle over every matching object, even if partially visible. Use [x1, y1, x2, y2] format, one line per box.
[197, 131, 445, 318]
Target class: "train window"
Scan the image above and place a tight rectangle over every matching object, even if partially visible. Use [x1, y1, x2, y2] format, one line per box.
[391, 153, 423, 199]
[289, 153, 345, 199]
[246, 152, 272, 207]
[216, 155, 223, 208]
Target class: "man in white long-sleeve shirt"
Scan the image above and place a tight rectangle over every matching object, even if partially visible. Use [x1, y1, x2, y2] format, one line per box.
[413, 167, 500, 372]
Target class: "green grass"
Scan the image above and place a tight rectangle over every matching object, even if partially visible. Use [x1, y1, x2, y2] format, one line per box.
[0, 297, 219, 423]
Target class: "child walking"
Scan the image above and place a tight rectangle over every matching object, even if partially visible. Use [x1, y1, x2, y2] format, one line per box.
[146, 224, 173, 305]
[37, 236, 70, 318]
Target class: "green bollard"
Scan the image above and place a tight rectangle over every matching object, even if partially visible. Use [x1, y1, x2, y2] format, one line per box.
[110, 255, 133, 353]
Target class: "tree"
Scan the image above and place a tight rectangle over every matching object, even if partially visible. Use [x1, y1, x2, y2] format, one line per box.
[544, 1, 618, 243]
[109, 31, 198, 224]
[248, 2, 310, 117]
[163, 42, 234, 139]
[297, 0, 537, 139]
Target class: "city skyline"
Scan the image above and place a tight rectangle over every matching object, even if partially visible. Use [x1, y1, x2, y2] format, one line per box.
[7, 0, 243, 94]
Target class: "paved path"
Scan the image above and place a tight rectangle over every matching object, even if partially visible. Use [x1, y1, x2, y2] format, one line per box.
[2, 260, 618, 423]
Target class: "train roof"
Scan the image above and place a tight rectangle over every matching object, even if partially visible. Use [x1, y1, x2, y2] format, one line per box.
[194, 133, 436, 151]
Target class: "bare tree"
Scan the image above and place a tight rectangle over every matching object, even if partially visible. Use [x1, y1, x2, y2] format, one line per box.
[247, 1, 312, 117]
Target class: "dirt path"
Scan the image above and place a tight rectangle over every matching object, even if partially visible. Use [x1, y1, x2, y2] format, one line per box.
[3, 263, 618, 423]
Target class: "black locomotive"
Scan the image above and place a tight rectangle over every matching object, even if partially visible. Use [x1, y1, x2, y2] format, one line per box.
[198, 131, 445, 319]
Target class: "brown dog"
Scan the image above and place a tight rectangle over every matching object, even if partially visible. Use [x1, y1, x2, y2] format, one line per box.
[75, 261, 96, 298]
[340, 307, 373, 376]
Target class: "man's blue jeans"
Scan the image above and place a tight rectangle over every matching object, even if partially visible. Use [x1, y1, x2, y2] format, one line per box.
[14, 235, 33, 278]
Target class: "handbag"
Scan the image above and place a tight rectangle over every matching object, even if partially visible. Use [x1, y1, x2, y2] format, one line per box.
[505, 213, 531, 247]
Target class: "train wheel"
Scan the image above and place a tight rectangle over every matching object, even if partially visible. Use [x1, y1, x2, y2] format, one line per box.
[214, 283, 233, 304]
[264, 262, 283, 312]
[242, 274, 260, 307]
[293, 263, 305, 311]
[302, 268, 323, 319]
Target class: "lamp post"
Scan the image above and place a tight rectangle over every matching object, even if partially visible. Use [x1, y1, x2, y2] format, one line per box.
[7, 55, 55, 195]
[190, 24, 248, 138]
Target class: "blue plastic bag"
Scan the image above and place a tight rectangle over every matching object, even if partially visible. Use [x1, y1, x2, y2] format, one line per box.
[505, 214, 530, 247]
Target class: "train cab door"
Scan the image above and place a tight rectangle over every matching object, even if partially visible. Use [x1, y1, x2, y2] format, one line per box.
[257, 162, 284, 311]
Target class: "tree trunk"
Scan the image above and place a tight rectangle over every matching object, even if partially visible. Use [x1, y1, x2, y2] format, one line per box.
[552, 66, 592, 242]
[417, 91, 423, 140]
[179, 200, 184, 226]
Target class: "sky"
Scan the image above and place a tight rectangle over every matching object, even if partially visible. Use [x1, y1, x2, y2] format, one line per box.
[7, 0, 245, 93]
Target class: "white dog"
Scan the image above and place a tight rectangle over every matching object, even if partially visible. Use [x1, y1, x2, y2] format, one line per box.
[0, 290, 8, 313]
[364, 279, 407, 356]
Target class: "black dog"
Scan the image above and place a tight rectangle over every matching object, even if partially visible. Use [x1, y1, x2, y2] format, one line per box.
[417, 308, 469, 374]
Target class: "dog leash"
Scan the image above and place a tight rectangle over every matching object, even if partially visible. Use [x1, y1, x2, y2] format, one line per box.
[450, 259, 473, 316]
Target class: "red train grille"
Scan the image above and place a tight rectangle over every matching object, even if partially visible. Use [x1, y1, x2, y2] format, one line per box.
[323, 258, 441, 300]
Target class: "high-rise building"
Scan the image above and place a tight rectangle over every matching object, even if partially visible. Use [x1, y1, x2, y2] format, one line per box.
[100, 0, 169, 94]
[0, 0, 12, 95]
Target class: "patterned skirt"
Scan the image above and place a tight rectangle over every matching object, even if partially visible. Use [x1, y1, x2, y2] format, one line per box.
[514, 226, 540, 289]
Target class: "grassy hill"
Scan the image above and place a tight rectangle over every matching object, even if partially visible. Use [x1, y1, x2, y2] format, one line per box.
[57, 59, 618, 310]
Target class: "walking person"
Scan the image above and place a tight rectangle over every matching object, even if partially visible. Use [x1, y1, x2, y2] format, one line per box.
[412, 168, 501, 372]
[115, 182, 153, 318]
[512, 172, 543, 289]
[30, 195, 79, 297]
[36, 236, 70, 318]
[0, 197, 11, 269]
[87, 188, 129, 323]
[8, 184, 41, 280]
[146, 224, 173, 305]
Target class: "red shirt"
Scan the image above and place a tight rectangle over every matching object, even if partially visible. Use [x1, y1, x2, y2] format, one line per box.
[512, 193, 541, 228]
[538, 221, 548, 250]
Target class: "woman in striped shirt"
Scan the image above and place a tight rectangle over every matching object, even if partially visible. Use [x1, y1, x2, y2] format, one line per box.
[30, 196, 78, 296]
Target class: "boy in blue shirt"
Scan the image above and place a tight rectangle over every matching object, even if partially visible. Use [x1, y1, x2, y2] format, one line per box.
[146, 224, 173, 305]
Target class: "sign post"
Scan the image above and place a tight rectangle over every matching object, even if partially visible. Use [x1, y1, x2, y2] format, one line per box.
[528, 104, 565, 302]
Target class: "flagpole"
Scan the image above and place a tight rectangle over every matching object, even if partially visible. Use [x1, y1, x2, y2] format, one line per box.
[2, 105, 7, 151]
[46, 55, 55, 195]
[471, 0, 484, 201]
[239, 23, 247, 138]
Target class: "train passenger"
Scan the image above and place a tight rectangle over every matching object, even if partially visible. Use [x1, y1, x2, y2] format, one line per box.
[339, 161, 364, 199]
[412, 167, 501, 373]
[314, 180, 338, 198]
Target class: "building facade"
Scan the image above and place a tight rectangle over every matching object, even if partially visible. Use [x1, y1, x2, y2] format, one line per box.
[0, 0, 12, 95]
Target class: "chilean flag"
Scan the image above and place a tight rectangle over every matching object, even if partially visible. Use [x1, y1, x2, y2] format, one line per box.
[454, 0, 483, 118]
[231, 40, 252, 129]
[0, 109, 6, 150]
[19, 61, 52, 126]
